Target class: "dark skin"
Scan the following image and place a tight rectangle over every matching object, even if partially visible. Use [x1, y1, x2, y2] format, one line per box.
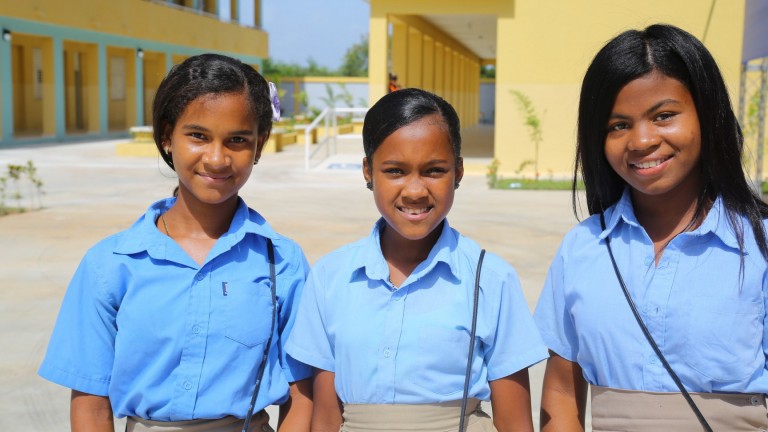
[539, 353, 588, 432]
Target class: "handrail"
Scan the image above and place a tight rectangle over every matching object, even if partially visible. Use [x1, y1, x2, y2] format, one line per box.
[303, 107, 367, 170]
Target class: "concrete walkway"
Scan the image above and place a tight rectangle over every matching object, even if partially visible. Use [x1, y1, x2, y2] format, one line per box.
[0, 138, 581, 431]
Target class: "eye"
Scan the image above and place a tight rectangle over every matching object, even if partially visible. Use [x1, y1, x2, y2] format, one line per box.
[426, 166, 448, 176]
[654, 112, 676, 122]
[229, 136, 250, 145]
[189, 132, 207, 140]
[383, 167, 404, 175]
[607, 121, 628, 132]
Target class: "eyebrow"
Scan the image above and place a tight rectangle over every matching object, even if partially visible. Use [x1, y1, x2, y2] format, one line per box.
[609, 98, 682, 119]
[380, 159, 451, 165]
[180, 124, 255, 135]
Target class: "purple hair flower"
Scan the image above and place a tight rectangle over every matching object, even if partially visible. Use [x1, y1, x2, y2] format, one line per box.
[268, 82, 281, 122]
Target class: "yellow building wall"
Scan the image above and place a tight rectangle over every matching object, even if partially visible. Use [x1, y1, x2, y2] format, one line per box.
[1, 0, 267, 57]
[496, 0, 745, 178]
[369, 0, 746, 178]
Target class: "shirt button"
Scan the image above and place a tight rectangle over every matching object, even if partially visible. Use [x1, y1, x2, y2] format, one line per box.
[192, 326, 200, 334]
[195, 273, 205, 281]
[383, 348, 391, 358]
[184, 381, 192, 390]
[751, 395, 762, 406]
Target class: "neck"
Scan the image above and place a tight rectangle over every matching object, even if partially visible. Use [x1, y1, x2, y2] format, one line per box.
[380, 221, 443, 278]
[165, 193, 239, 240]
[630, 180, 711, 266]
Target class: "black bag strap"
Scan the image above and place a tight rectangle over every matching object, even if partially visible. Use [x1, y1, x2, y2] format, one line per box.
[459, 249, 486, 432]
[242, 238, 277, 432]
[599, 213, 712, 432]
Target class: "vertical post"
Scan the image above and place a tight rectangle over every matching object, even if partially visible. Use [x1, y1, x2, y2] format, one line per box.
[0, 29, 14, 142]
[135, 49, 144, 126]
[53, 36, 66, 139]
[98, 43, 108, 134]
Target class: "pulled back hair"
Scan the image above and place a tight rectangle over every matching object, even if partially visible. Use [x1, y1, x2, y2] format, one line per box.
[363, 88, 461, 164]
[152, 53, 273, 170]
[574, 23, 768, 259]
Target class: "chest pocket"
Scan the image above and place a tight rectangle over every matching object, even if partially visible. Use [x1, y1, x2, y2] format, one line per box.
[223, 280, 274, 348]
[683, 297, 763, 382]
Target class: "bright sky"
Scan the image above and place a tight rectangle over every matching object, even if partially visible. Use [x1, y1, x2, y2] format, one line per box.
[262, 0, 370, 69]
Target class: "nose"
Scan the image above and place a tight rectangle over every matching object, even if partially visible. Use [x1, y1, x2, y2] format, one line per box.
[203, 141, 229, 168]
[402, 174, 428, 200]
[628, 122, 660, 151]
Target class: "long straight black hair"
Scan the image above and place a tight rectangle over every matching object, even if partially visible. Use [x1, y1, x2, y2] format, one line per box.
[574, 24, 768, 259]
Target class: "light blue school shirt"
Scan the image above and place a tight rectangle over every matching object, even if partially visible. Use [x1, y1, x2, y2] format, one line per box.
[39, 197, 312, 421]
[286, 219, 548, 404]
[535, 190, 768, 393]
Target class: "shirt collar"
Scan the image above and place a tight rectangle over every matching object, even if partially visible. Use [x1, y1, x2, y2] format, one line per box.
[359, 218, 460, 283]
[113, 197, 279, 259]
[599, 188, 740, 251]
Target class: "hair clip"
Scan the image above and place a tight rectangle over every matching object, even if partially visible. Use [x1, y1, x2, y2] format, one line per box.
[268, 82, 281, 122]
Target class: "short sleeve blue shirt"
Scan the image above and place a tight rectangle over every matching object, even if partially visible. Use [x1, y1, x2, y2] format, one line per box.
[534, 190, 768, 393]
[286, 219, 548, 404]
[39, 197, 312, 420]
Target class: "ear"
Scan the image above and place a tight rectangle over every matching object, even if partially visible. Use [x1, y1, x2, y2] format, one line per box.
[362, 157, 372, 183]
[455, 156, 464, 184]
[255, 132, 270, 162]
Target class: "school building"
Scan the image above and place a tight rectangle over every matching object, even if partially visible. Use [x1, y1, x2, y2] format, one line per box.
[1, 1, 762, 180]
[366, 0, 750, 177]
[0, 0, 268, 145]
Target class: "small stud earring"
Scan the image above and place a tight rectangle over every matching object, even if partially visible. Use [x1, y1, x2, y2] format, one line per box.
[366, 181, 373, 190]
[254, 158, 260, 165]
[454, 182, 460, 190]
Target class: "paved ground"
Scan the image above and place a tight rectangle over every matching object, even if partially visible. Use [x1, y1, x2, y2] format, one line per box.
[0, 138, 583, 431]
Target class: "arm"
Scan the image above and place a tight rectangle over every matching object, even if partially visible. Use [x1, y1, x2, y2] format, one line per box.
[539, 352, 588, 432]
[71, 390, 114, 432]
[277, 378, 313, 432]
[310, 369, 343, 432]
[489, 369, 534, 432]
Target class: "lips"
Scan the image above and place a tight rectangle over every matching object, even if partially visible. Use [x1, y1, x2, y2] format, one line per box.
[397, 206, 433, 220]
[198, 172, 232, 183]
[630, 156, 672, 170]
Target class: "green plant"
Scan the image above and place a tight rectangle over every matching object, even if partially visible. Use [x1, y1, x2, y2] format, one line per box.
[486, 158, 501, 188]
[510, 90, 544, 180]
[514, 159, 535, 176]
[0, 161, 45, 216]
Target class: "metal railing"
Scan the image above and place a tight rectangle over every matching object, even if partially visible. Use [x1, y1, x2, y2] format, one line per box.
[302, 107, 367, 170]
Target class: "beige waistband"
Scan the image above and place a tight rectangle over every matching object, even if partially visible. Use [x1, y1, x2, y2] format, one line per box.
[591, 385, 768, 432]
[340, 399, 495, 432]
[126, 410, 272, 432]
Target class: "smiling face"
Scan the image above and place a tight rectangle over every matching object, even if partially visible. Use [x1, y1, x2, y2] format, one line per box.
[166, 92, 266, 208]
[605, 72, 702, 206]
[363, 114, 463, 247]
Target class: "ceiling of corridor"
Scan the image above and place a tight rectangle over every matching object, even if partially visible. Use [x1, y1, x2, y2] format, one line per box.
[422, 14, 497, 60]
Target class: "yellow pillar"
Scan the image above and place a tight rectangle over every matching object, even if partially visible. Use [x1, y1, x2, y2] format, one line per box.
[443, 46, 453, 104]
[41, 37, 56, 136]
[406, 27, 423, 88]
[434, 41, 444, 96]
[368, 7, 389, 105]
[422, 36, 434, 92]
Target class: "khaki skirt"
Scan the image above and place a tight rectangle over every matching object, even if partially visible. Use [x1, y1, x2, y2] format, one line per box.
[591, 385, 768, 432]
[340, 399, 495, 432]
[126, 410, 272, 432]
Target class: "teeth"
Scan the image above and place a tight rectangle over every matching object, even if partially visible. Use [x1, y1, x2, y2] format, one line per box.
[402, 207, 429, 215]
[634, 159, 666, 169]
